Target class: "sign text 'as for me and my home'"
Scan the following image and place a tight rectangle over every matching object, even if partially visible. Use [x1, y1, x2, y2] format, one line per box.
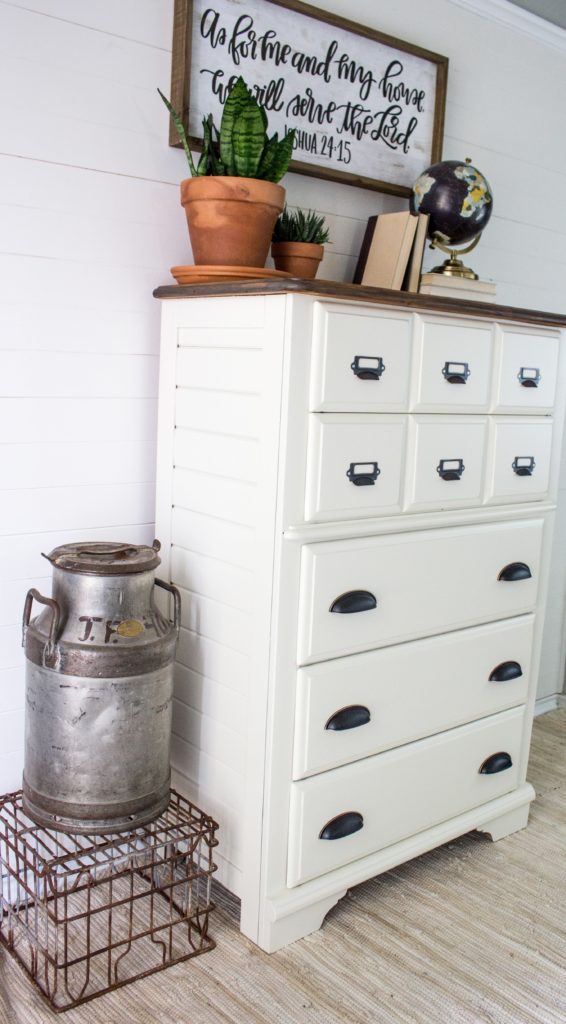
[171, 0, 448, 195]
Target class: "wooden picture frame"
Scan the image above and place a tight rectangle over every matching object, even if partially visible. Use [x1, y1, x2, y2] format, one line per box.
[169, 0, 448, 197]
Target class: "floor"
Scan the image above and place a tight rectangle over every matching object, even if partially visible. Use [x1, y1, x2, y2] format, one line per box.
[1, 709, 565, 1024]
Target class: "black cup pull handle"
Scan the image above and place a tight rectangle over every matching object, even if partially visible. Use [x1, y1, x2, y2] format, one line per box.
[325, 705, 371, 731]
[330, 590, 377, 614]
[346, 462, 380, 486]
[480, 752, 513, 775]
[319, 811, 364, 841]
[512, 456, 535, 477]
[442, 361, 470, 384]
[489, 661, 523, 682]
[350, 355, 386, 380]
[498, 562, 532, 582]
[518, 367, 541, 388]
[437, 458, 465, 481]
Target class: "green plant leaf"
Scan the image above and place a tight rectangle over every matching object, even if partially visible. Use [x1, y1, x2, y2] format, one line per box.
[199, 114, 226, 175]
[219, 77, 251, 174]
[272, 205, 330, 243]
[232, 105, 267, 177]
[256, 133, 280, 182]
[259, 128, 295, 183]
[157, 88, 199, 177]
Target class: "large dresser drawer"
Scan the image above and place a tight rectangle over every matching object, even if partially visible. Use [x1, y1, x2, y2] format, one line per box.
[293, 616, 533, 779]
[297, 519, 543, 664]
[287, 707, 525, 886]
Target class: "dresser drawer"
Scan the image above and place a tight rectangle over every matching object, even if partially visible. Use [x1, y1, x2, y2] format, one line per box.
[485, 417, 553, 505]
[287, 707, 525, 886]
[305, 414, 406, 521]
[297, 519, 543, 664]
[405, 415, 487, 511]
[494, 328, 559, 412]
[413, 317, 492, 411]
[293, 617, 533, 779]
[310, 303, 412, 412]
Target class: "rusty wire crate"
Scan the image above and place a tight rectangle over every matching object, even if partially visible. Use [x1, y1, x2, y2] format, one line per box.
[0, 789, 218, 1012]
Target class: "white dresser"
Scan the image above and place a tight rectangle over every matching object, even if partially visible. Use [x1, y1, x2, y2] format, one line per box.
[154, 281, 565, 952]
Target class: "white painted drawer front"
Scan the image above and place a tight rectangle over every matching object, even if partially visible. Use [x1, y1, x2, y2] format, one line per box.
[293, 617, 533, 779]
[310, 303, 411, 412]
[413, 318, 492, 411]
[305, 414, 405, 522]
[485, 417, 553, 504]
[287, 707, 524, 886]
[297, 519, 543, 664]
[494, 329, 559, 412]
[406, 416, 487, 511]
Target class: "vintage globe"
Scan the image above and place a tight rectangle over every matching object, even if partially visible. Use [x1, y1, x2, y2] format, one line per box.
[410, 159, 493, 246]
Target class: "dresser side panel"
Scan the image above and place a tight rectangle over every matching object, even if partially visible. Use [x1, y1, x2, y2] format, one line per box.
[155, 294, 287, 900]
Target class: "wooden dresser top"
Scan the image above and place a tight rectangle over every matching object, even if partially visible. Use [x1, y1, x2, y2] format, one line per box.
[153, 278, 566, 330]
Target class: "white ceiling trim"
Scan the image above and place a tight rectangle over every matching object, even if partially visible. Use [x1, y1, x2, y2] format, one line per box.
[448, 0, 566, 53]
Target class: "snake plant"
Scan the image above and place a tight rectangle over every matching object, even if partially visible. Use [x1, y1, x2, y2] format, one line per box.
[158, 77, 295, 183]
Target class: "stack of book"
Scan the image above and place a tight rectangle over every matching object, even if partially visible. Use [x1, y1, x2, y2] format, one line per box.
[419, 273, 497, 301]
[354, 211, 429, 293]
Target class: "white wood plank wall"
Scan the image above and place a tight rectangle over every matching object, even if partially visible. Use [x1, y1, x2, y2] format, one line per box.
[1, 0, 565, 793]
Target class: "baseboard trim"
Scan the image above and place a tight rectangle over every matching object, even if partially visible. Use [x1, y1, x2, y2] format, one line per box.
[557, 694, 566, 710]
[534, 694, 560, 716]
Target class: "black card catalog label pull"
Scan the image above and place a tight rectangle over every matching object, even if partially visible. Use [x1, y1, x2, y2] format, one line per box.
[346, 462, 380, 486]
[442, 361, 470, 384]
[437, 458, 465, 481]
[512, 456, 535, 476]
[350, 355, 386, 380]
[518, 366, 541, 388]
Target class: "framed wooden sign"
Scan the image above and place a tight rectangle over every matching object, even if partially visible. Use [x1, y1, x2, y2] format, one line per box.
[169, 0, 448, 196]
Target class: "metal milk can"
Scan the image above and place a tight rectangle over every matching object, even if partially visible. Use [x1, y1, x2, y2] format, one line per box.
[22, 541, 181, 834]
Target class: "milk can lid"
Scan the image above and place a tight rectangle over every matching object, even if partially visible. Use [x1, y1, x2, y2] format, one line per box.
[42, 540, 162, 575]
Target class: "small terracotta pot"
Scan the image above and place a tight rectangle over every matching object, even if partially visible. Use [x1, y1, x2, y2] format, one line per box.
[271, 241, 324, 279]
[181, 177, 285, 267]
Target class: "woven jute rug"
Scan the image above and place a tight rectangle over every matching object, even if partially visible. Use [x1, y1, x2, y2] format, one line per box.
[1, 710, 565, 1024]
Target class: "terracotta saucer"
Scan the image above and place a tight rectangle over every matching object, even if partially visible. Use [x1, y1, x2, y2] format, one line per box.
[171, 265, 293, 285]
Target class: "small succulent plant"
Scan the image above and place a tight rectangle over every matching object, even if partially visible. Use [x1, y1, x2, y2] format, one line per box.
[272, 206, 330, 245]
[158, 77, 295, 183]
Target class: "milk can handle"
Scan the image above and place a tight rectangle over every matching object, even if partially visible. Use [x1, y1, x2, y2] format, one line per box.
[154, 579, 181, 638]
[22, 588, 61, 654]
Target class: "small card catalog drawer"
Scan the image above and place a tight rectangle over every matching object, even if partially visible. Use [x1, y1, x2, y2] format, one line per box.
[297, 519, 543, 664]
[413, 317, 492, 411]
[310, 302, 411, 412]
[293, 617, 533, 779]
[405, 415, 487, 511]
[305, 414, 405, 522]
[494, 328, 559, 412]
[287, 707, 524, 886]
[485, 417, 553, 504]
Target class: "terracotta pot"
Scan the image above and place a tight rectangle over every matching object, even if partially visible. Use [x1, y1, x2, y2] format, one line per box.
[181, 177, 285, 267]
[271, 241, 324, 279]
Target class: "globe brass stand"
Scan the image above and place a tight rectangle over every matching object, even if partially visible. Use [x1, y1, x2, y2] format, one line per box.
[429, 231, 481, 280]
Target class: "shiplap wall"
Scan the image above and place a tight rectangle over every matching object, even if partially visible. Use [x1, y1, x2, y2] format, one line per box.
[1, 0, 565, 793]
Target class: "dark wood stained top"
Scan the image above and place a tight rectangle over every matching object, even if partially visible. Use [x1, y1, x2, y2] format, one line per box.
[153, 278, 566, 329]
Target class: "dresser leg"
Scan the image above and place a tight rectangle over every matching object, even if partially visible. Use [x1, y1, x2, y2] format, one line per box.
[255, 889, 348, 953]
[476, 802, 531, 842]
